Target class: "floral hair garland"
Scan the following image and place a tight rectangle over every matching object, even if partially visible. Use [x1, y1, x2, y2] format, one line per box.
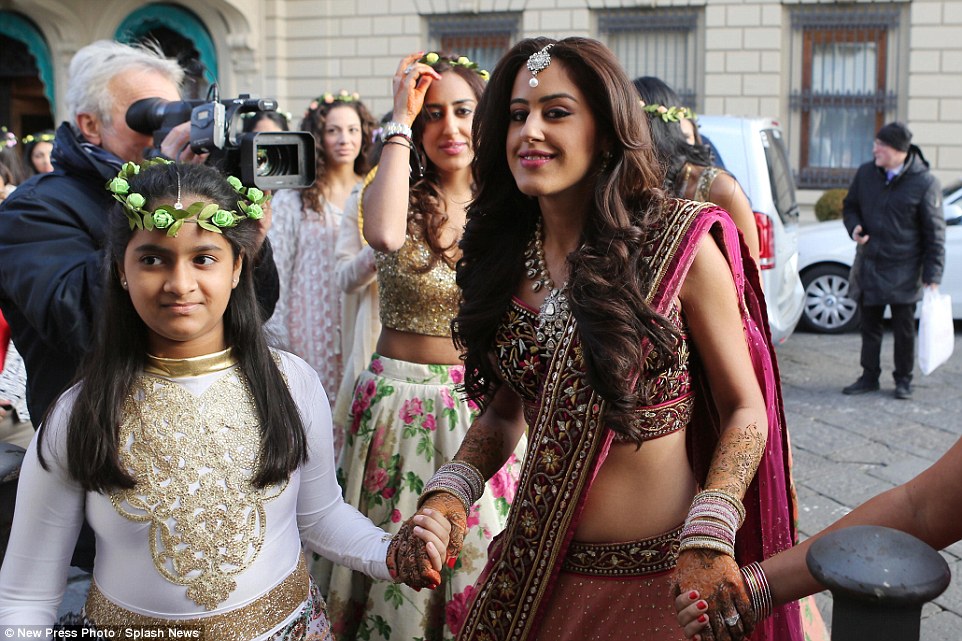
[1, 127, 16, 149]
[22, 132, 55, 145]
[307, 90, 362, 113]
[106, 158, 268, 237]
[639, 100, 696, 123]
[419, 52, 490, 81]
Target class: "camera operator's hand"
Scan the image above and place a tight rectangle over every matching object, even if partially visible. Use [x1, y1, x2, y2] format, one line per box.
[392, 52, 442, 127]
[159, 122, 209, 165]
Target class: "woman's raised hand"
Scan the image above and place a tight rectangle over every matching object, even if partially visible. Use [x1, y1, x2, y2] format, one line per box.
[391, 53, 443, 126]
[671, 550, 755, 641]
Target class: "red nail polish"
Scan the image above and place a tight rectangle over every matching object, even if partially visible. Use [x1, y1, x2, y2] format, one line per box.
[688, 590, 698, 600]
[697, 601, 707, 610]
[698, 614, 708, 624]
[447, 556, 457, 568]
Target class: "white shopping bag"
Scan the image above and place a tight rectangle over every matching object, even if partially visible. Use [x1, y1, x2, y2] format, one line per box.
[918, 288, 954, 375]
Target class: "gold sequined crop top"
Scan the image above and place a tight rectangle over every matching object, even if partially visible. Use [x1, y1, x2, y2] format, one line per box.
[374, 232, 460, 337]
[494, 299, 695, 442]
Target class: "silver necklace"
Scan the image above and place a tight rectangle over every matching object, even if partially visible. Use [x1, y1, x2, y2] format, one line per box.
[523, 218, 570, 351]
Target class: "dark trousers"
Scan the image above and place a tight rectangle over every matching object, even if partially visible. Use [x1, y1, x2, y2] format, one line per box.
[860, 303, 916, 384]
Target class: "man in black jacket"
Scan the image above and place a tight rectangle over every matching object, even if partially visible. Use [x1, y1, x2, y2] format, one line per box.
[842, 122, 944, 400]
[0, 40, 279, 426]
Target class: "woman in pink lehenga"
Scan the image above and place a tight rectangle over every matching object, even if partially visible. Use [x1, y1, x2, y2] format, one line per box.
[394, 37, 808, 641]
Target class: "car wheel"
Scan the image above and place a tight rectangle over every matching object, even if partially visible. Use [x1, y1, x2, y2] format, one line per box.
[800, 264, 860, 333]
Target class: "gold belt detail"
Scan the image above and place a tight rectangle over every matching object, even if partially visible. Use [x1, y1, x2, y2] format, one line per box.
[85, 555, 309, 641]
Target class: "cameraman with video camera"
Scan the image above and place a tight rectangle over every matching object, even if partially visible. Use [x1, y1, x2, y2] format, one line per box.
[0, 40, 281, 566]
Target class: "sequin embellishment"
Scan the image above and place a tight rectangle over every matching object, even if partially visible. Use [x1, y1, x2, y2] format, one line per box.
[110, 372, 286, 610]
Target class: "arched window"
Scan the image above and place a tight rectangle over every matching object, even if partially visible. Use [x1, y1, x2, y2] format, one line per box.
[116, 4, 217, 100]
[0, 11, 55, 136]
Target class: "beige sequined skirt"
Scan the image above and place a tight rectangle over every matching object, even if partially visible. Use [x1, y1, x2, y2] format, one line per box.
[533, 525, 687, 641]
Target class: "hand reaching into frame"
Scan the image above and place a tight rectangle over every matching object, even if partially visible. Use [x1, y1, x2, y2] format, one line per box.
[671, 549, 756, 641]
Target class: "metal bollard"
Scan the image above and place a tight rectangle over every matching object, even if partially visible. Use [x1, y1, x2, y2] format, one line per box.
[806, 525, 951, 641]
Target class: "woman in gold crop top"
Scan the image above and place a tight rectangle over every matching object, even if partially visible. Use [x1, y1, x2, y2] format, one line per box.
[633, 77, 760, 265]
[325, 52, 525, 641]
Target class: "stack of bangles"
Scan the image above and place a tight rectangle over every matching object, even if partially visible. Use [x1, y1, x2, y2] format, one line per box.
[678, 489, 746, 558]
[381, 121, 423, 176]
[740, 561, 774, 621]
[418, 461, 486, 514]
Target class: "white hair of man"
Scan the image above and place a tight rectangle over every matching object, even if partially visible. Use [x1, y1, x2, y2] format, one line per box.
[66, 39, 184, 127]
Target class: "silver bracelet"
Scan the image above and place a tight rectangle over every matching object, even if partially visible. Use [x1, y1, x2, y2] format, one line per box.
[741, 562, 774, 620]
[382, 120, 413, 141]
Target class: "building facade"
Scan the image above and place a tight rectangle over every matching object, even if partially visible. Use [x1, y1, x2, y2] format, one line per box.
[1, 0, 959, 201]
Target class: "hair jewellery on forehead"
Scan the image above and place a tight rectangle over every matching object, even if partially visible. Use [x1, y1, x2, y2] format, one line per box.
[526, 44, 555, 88]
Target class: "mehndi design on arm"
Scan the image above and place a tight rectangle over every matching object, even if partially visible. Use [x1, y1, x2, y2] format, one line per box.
[704, 421, 766, 497]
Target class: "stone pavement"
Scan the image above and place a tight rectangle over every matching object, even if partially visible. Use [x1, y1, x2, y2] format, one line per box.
[782, 324, 962, 639]
[53, 325, 962, 638]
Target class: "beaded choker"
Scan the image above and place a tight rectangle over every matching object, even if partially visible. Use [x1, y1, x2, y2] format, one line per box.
[107, 158, 268, 237]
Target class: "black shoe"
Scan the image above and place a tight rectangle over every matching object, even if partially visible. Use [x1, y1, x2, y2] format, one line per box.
[894, 381, 913, 400]
[842, 376, 880, 395]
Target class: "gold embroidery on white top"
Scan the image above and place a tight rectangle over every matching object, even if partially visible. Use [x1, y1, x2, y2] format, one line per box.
[110, 371, 286, 610]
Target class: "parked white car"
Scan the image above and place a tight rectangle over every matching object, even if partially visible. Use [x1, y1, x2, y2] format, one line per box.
[797, 180, 962, 333]
[697, 116, 805, 345]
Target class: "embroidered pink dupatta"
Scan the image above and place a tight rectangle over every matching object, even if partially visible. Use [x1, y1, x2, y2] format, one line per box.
[458, 201, 802, 641]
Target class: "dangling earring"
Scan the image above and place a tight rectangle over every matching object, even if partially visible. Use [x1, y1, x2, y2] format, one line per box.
[601, 151, 612, 172]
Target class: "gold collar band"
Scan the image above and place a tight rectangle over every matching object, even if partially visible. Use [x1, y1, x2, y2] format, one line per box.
[144, 347, 237, 378]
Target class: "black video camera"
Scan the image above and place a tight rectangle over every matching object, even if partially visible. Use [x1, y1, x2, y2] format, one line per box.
[126, 90, 315, 190]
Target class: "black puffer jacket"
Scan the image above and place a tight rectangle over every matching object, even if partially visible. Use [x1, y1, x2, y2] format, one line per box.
[842, 146, 944, 306]
[0, 123, 279, 421]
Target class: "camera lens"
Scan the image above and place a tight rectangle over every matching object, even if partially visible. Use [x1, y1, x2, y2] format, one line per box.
[255, 144, 298, 177]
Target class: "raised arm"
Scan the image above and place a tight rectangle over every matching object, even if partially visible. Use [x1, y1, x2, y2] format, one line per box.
[672, 232, 769, 640]
[362, 54, 440, 252]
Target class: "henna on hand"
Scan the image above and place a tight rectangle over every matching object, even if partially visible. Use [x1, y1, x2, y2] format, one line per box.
[421, 491, 467, 564]
[672, 549, 756, 641]
[386, 518, 441, 589]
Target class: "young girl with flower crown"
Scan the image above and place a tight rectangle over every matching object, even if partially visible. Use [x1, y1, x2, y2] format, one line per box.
[0, 161, 450, 640]
[266, 92, 376, 423]
[324, 53, 524, 641]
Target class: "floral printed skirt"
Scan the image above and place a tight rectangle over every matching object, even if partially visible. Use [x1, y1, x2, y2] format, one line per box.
[324, 354, 525, 641]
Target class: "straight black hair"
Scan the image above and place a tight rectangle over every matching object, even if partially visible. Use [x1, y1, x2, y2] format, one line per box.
[39, 162, 307, 491]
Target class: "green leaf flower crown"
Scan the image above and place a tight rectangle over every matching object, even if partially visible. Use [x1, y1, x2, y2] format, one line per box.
[106, 158, 269, 237]
[639, 100, 696, 123]
[419, 52, 490, 81]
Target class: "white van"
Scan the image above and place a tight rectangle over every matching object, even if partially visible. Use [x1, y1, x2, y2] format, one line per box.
[696, 116, 805, 345]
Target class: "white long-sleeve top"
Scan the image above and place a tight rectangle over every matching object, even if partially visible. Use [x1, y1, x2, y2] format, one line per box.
[0, 350, 391, 630]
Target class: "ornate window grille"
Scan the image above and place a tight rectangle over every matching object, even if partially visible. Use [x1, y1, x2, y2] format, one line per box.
[789, 4, 904, 189]
[596, 8, 701, 108]
[427, 13, 520, 74]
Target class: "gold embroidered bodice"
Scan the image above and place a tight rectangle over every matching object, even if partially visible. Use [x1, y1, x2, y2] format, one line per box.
[494, 299, 695, 441]
[374, 230, 459, 337]
[109, 351, 285, 610]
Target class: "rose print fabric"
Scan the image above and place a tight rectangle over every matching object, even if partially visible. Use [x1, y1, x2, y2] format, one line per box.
[324, 354, 525, 641]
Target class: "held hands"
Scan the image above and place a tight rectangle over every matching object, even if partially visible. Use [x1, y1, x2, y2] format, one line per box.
[392, 53, 442, 126]
[671, 549, 755, 641]
[385, 508, 451, 589]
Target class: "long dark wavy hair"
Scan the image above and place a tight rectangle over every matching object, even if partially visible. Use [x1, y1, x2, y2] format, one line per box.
[632, 76, 712, 195]
[39, 162, 307, 492]
[455, 37, 680, 443]
[299, 98, 376, 214]
[409, 55, 486, 270]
